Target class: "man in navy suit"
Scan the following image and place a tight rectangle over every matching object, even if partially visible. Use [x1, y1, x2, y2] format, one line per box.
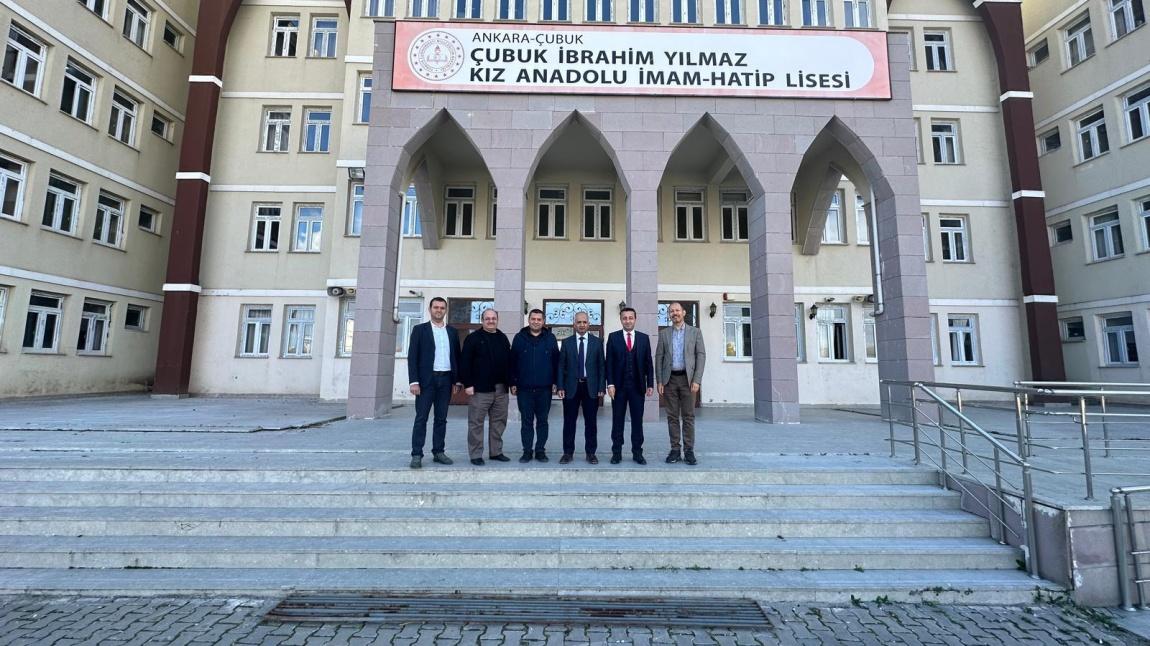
[605, 307, 654, 464]
[406, 296, 461, 469]
[556, 311, 605, 464]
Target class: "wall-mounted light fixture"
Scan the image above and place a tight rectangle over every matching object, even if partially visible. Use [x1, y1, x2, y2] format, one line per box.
[708, 302, 717, 318]
[808, 304, 819, 320]
[618, 300, 627, 312]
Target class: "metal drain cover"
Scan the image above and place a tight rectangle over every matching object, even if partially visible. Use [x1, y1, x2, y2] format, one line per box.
[264, 594, 771, 628]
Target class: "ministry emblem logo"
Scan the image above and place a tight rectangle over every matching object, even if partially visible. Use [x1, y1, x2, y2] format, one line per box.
[409, 31, 465, 82]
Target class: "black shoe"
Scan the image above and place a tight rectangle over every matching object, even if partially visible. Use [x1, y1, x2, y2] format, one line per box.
[409, 456, 422, 469]
[633, 454, 647, 465]
[685, 451, 698, 465]
[470, 458, 485, 466]
[490, 454, 511, 462]
[432, 453, 453, 465]
[535, 451, 549, 463]
[665, 451, 682, 464]
[519, 451, 533, 463]
[587, 453, 599, 464]
[559, 454, 573, 464]
[610, 453, 622, 464]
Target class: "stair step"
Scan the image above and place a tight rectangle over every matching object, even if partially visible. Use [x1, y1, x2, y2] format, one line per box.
[0, 567, 1057, 604]
[0, 536, 1022, 570]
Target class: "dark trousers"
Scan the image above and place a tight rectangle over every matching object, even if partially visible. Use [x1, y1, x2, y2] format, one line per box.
[411, 372, 452, 457]
[611, 383, 646, 456]
[664, 373, 696, 452]
[562, 381, 598, 455]
[517, 387, 552, 452]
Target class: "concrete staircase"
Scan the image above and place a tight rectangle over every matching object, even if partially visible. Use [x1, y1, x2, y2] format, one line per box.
[0, 462, 1057, 602]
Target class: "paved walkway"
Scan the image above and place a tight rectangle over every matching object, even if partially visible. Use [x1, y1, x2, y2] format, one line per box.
[0, 595, 1146, 645]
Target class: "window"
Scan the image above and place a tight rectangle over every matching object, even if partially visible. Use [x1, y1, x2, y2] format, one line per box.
[794, 303, 805, 362]
[720, 191, 748, 241]
[0, 153, 27, 221]
[411, 0, 440, 17]
[337, 297, 355, 357]
[367, 0, 396, 17]
[674, 189, 705, 241]
[1110, 0, 1146, 39]
[855, 196, 869, 245]
[1124, 84, 1150, 142]
[816, 304, 849, 361]
[3, 25, 46, 96]
[282, 306, 315, 358]
[271, 16, 299, 57]
[715, 0, 742, 24]
[582, 188, 612, 239]
[93, 192, 125, 247]
[162, 21, 183, 51]
[822, 191, 845, 244]
[947, 314, 979, 365]
[536, 186, 565, 238]
[302, 108, 332, 153]
[923, 30, 952, 71]
[844, 0, 869, 28]
[1039, 128, 1061, 155]
[1140, 197, 1150, 250]
[262, 108, 291, 152]
[42, 173, 82, 235]
[123, 0, 151, 49]
[396, 298, 423, 356]
[61, 60, 96, 123]
[138, 205, 159, 233]
[402, 185, 422, 237]
[357, 75, 372, 124]
[22, 292, 63, 353]
[1090, 210, 1124, 260]
[150, 112, 173, 140]
[489, 186, 497, 237]
[310, 17, 338, 58]
[1060, 317, 1085, 342]
[922, 213, 932, 261]
[723, 303, 752, 360]
[125, 304, 147, 331]
[931, 121, 960, 164]
[1077, 109, 1110, 160]
[1064, 14, 1095, 67]
[79, 0, 107, 19]
[586, 0, 611, 20]
[863, 309, 877, 361]
[930, 313, 941, 366]
[77, 300, 111, 355]
[347, 183, 364, 236]
[108, 90, 139, 146]
[456, 0, 484, 18]
[1050, 220, 1073, 245]
[939, 215, 970, 262]
[446, 186, 476, 237]
[0, 286, 7, 346]
[629, 0, 656, 22]
[1102, 314, 1139, 364]
[293, 205, 323, 252]
[1028, 39, 1050, 67]
[801, 0, 827, 25]
[499, 0, 527, 18]
[913, 117, 924, 163]
[541, 0, 570, 20]
[758, 0, 783, 25]
[239, 305, 273, 357]
[672, 0, 699, 23]
[251, 204, 281, 251]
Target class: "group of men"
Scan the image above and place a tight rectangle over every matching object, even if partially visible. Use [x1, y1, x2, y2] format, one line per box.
[406, 297, 706, 469]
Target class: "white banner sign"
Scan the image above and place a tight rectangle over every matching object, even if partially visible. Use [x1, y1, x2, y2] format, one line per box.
[393, 21, 890, 99]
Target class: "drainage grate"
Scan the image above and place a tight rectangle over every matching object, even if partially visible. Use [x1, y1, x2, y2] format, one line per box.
[264, 594, 772, 628]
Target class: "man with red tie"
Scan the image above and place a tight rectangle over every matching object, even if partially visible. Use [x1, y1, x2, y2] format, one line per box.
[605, 307, 654, 464]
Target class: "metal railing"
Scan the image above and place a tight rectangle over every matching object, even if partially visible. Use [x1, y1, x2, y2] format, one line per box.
[1111, 485, 1150, 612]
[882, 380, 1040, 578]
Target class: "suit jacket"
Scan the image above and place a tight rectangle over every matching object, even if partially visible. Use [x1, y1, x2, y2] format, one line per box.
[557, 333, 606, 398]
[656, 324, 707, 385]
[406, 321, 461, 386]
[605, 329, 654, 391]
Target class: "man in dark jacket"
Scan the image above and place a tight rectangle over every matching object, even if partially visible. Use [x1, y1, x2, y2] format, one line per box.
[557, 311, 606, 464]
[459, 308, 512, 465]
[510, 309, 559, 463]
[605, 307, 655, 464]
[406, 296, 461, 469]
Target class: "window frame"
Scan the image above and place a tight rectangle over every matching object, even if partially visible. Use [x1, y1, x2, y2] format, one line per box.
[309, 16, 339, 58]
[1077, 108, 1110, 161]
[723, 303, 753, 362]
[1038, 127, 1061, 155]
[61, 59, 97, 124]
[22, 291, 64, 354]
[1139, 196, 1150, 251]
[938, 214, 971, 263]
[122, 0, 151, 50]
[366, 0, 397, 17]
[715, 0, 743, 25]
[77, 299, 112, 356]
[720, 191, 749, 242]
[1101, 313, 1139, 365]
[162, 21, 184, 52]
[125, 304, 148, 332]
[1109, 0, 1146, 40]
[281, 305, 316, 358]
[238, 304, 273, 358]
[250, 203, 282, 252]
[445, 185, 477, 238]
[930, 313, 941, 366]
[1123, 83, 1150, 144]
[673, 188, 706, 242]
[270, 15, 300, 57]
[347, 182, 364, 237]
[843, 0, 869, 28]
[0, 153, 28, 222]
[488, 185, 497, 238]
[581, 186, 613, 240]
[1089, 209, 1125, 261]
[410, 0, 441, 18]
[855, 195, 870, 245]
[629, 0, 657, 22]
[535, 185, 567, 239]
[356, 74, 373, 124]
[150, 111, 174, 141]
[261, 107, 292, 153]
[93, 191, 126, 248]
[292, 204, 324, 253]
[337, 296, 355, 357]
[800, 0, 828, 26]
[923, 29, 953, 71]
[1064, 13, 1095, 68]
[138, 205, 160, 234]
[815, 303, 850, 363]
[3, 24, 47, 97]
[863, 308, 877, 362]
[930, 120, 962, 164]
[401, 185, 422, 238]
[921, 212, 933, 261]
[585, 0, 612, 21]
[1060, 316, 1086, 343]
[301, 107, 333, 153]
[108, 89, 140, 147]
[672, 0, 700, 23]
[794, 302, 806, 362]
[821, 190, 846, 245]
[1028, 39, 1050, 68]
[540, 0, 571, 20]
[42, 172, 82, 235]
[1049, 219, 1073, 246]
[395, 298, 424, 357]
[79, 0, 108, 20]
[947, 314, 980, 366]
[453, 0, 484, 18]
[0, 285, 8, 349]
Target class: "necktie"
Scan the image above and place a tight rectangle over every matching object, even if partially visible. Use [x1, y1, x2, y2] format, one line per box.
[578, 336, 586, 379]
[626, 332, 632, 351]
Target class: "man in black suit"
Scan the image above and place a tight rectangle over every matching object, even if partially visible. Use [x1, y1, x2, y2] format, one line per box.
[406, 296, 461, 469]
[605, 307, 654, 464]
[556, 311, 605, 464]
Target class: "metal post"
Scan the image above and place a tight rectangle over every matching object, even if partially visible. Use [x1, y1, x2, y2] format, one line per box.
[1014, 392, 1029, 460]
[886, 383, 896, 458]
[1127, 493, 1148, 609]
[1079, 396, 1095, 500]
[910, 387, 921, 465]
[957, 390, 968, 473]
[1100, 395, 1111, 458]
[994, 446, 1006, 545]
[1022, 467, 1039, 579]
[1112, 491, 1134, 611]
[939, 404, 949, 473]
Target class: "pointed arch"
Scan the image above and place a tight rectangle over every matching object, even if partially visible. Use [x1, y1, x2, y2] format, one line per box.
[523, 111, 632, 198]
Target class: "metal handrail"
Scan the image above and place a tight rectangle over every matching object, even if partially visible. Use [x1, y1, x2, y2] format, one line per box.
[1111, 485, 1150, 612]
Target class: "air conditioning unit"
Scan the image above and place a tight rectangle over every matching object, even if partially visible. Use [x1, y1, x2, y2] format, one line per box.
[327, 286, 346, 297]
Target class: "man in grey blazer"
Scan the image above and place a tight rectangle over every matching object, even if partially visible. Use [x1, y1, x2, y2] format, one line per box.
[655, 302, 706, 465]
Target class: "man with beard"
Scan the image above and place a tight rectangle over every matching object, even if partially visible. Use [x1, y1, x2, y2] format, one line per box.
[510, 309, 559, 463]
[460, 308, 512, 465]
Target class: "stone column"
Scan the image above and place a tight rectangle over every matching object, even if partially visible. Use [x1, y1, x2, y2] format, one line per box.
[492, 168, 529, 333]
[626, 179, 661, 421]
